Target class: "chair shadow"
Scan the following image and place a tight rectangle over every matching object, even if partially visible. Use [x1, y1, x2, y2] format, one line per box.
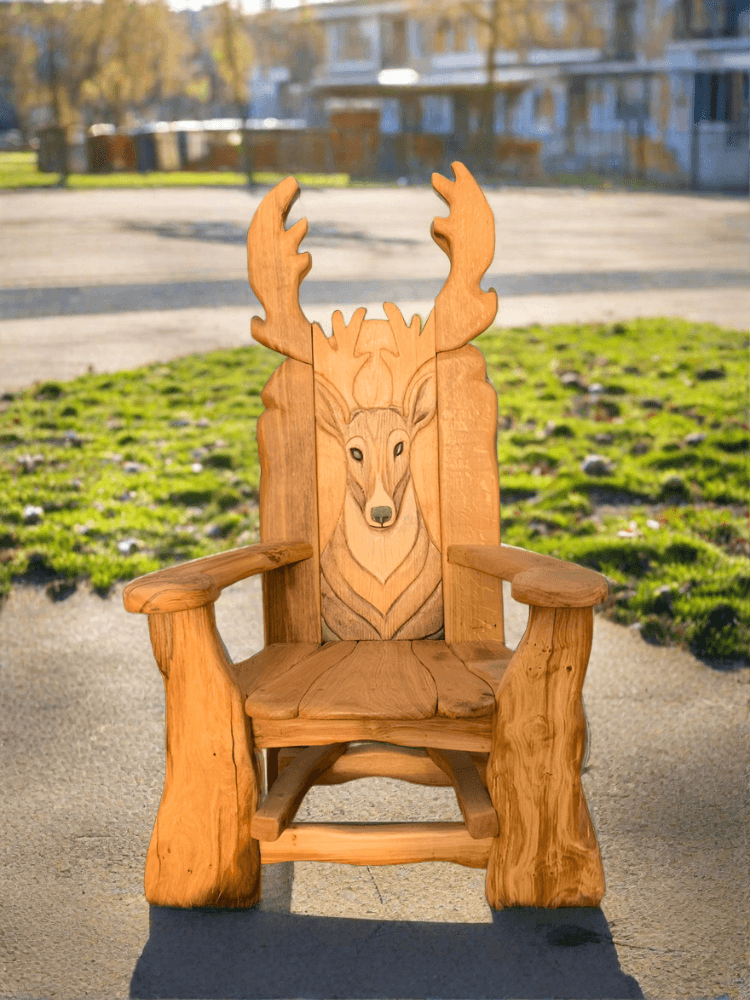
[131, 865, 643, 1000]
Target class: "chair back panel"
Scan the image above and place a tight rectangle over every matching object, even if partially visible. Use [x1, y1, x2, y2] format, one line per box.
[313, 309, 443, 640]
[258, 358, 322, 643]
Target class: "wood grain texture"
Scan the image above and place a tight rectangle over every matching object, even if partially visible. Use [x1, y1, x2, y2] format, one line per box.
[313, 308, 442, 641]
[234, 643, 321, 703]
[260, 822, 492, 868]
[426, 748, 499, 839]
[245, 641, 356, 719]
[427, 162, 498, 353]
[278, 743, 489, 787]
[252, 716, 493, 753]
[450, 640, 514, 694]
[144, 607, 261, 908]
[448, 543, 609, 608]
[412, 640, 495, 718]
[123, 541, 313, 614]
[251, 743, 348, 841]
[247, 175, 314, 364]
[436, 345, 504, 644]
[485, 605, 605, 909]
[258, 358, 322, 643]
[298, 641, 438, 720]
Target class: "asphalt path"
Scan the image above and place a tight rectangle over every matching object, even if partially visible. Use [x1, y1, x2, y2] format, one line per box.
[1, 182, 749, 999]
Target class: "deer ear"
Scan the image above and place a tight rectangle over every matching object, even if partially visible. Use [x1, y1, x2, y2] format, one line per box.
[315, 375, 350, 439]
[404, 361, 437, 434]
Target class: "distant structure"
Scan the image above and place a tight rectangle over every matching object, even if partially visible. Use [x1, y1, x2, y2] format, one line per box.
[252, 0, 749, 191]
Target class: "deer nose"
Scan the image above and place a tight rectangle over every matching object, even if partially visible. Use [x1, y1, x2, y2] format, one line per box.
[371, 505, 392, 526]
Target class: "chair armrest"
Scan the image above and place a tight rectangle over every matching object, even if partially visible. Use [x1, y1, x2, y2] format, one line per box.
[447, 543, 608, 608]
[123, 540, 313, 614]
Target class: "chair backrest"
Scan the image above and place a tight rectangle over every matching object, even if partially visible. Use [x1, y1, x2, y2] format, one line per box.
[248, 163, 506, 647]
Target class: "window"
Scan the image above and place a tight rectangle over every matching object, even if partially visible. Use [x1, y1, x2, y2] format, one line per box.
[334, 20, 371, 62]
[694, 71, 750, 123]
[675, 0, 750, 38]
[382, 16, 407, 68]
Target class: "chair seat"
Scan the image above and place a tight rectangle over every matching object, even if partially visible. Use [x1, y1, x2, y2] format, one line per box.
[236, 639, 513, 722]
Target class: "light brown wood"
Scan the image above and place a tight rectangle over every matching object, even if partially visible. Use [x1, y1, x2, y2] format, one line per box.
[436, 345, 504, 644]
[247, 175, 314, 364]
[448, 543, 609, 608]
[313, 307, 442, 640]
[426, 748, 499, 839]
[123, 541, 313, 615]
[450, 639, 514, 694]
[234, 642, 320, 703]
[258, 358, 322, 643]
[298, 641, 438, 720]
[252, 716, 493, 753]
[251, 743, 348, 841]
[144, 606, 261, 908]
[260, 822, 492, 868]
[278, 743, 488, 787]
[411, 640, 495, 718]
[427, 162, 498, 353]
[244, 641, 356, 719]
[486, 605, 606, 908]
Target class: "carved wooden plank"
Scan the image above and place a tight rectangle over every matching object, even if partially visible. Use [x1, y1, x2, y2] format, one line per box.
[260, 822, 492, 868]
[245, 641, 357, 719]
[486, 605, 605, 909]
[411, 640, 495, 718]
[278, 743, 489, 787]
[298, 641, 437, 720]
[425, 748, 498, 840]
[428, 162, 498, 353]
[247, 175, 314, 364]
[450, 640, 514, 695]
[145, 606, 260, 908]
[123, 541, 313, 614]
[436, 345, 504, 644]
[251, 743, 348, 842]
[252, 716, 493, 753]
[258, 358, 322, 643]
[233, 643, 320, 703]
[313, 306, 443, 641]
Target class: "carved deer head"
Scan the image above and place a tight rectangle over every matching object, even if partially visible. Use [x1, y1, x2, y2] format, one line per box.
[315, 362, 436, 531]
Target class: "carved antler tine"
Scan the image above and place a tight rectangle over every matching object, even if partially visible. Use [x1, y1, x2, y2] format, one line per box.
[247, 176, 313, 364]
[429, 161, 498, 353]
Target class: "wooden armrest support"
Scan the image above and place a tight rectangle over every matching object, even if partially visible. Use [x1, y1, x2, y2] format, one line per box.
[123, 540, 313, 614]
[447, 543, 608, 608]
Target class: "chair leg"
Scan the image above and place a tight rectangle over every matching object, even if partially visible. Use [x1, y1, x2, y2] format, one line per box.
[145, 606, 261, 908]
[485, 605, 605, 909]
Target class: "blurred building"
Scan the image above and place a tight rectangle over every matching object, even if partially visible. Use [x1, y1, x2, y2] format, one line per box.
[254, 0, 749, 191]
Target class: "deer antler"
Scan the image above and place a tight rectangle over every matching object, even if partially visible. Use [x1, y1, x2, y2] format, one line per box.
[428, 162, 497, 353]
[247, 176, 313, 364]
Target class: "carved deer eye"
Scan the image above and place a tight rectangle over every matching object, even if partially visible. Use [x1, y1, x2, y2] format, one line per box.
[393, 442, 404, 458]
[350, 447, 363, 462]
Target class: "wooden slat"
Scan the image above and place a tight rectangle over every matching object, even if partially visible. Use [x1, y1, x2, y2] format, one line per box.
[260, 822, 492, 868]
[258, 358, 322, 643]
[411, 640, 494, 718]
[436, 346, 504, 644]
[123, 541, 313, 614]
[298, 641, 438, 720]
[426, 748, 498, 840]
[252, 716, 493, 753]
[245, 641, 356, 720]
[251, 743, 348, 842]
[450, 640, 514, 695]
[234, 643, 320, 703]
[278, 743, 488, 787]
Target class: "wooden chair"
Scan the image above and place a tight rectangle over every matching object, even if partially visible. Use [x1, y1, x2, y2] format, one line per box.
[123, 162, 608, 911]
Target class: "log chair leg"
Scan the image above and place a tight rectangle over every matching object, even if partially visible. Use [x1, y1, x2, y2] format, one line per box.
[485, 605, 605, 909]
[146, 605, 261, 908]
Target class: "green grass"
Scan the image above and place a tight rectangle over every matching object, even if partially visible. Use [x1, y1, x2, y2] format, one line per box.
[1, 317, 748, 664]
[0, 152, 350, 190]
